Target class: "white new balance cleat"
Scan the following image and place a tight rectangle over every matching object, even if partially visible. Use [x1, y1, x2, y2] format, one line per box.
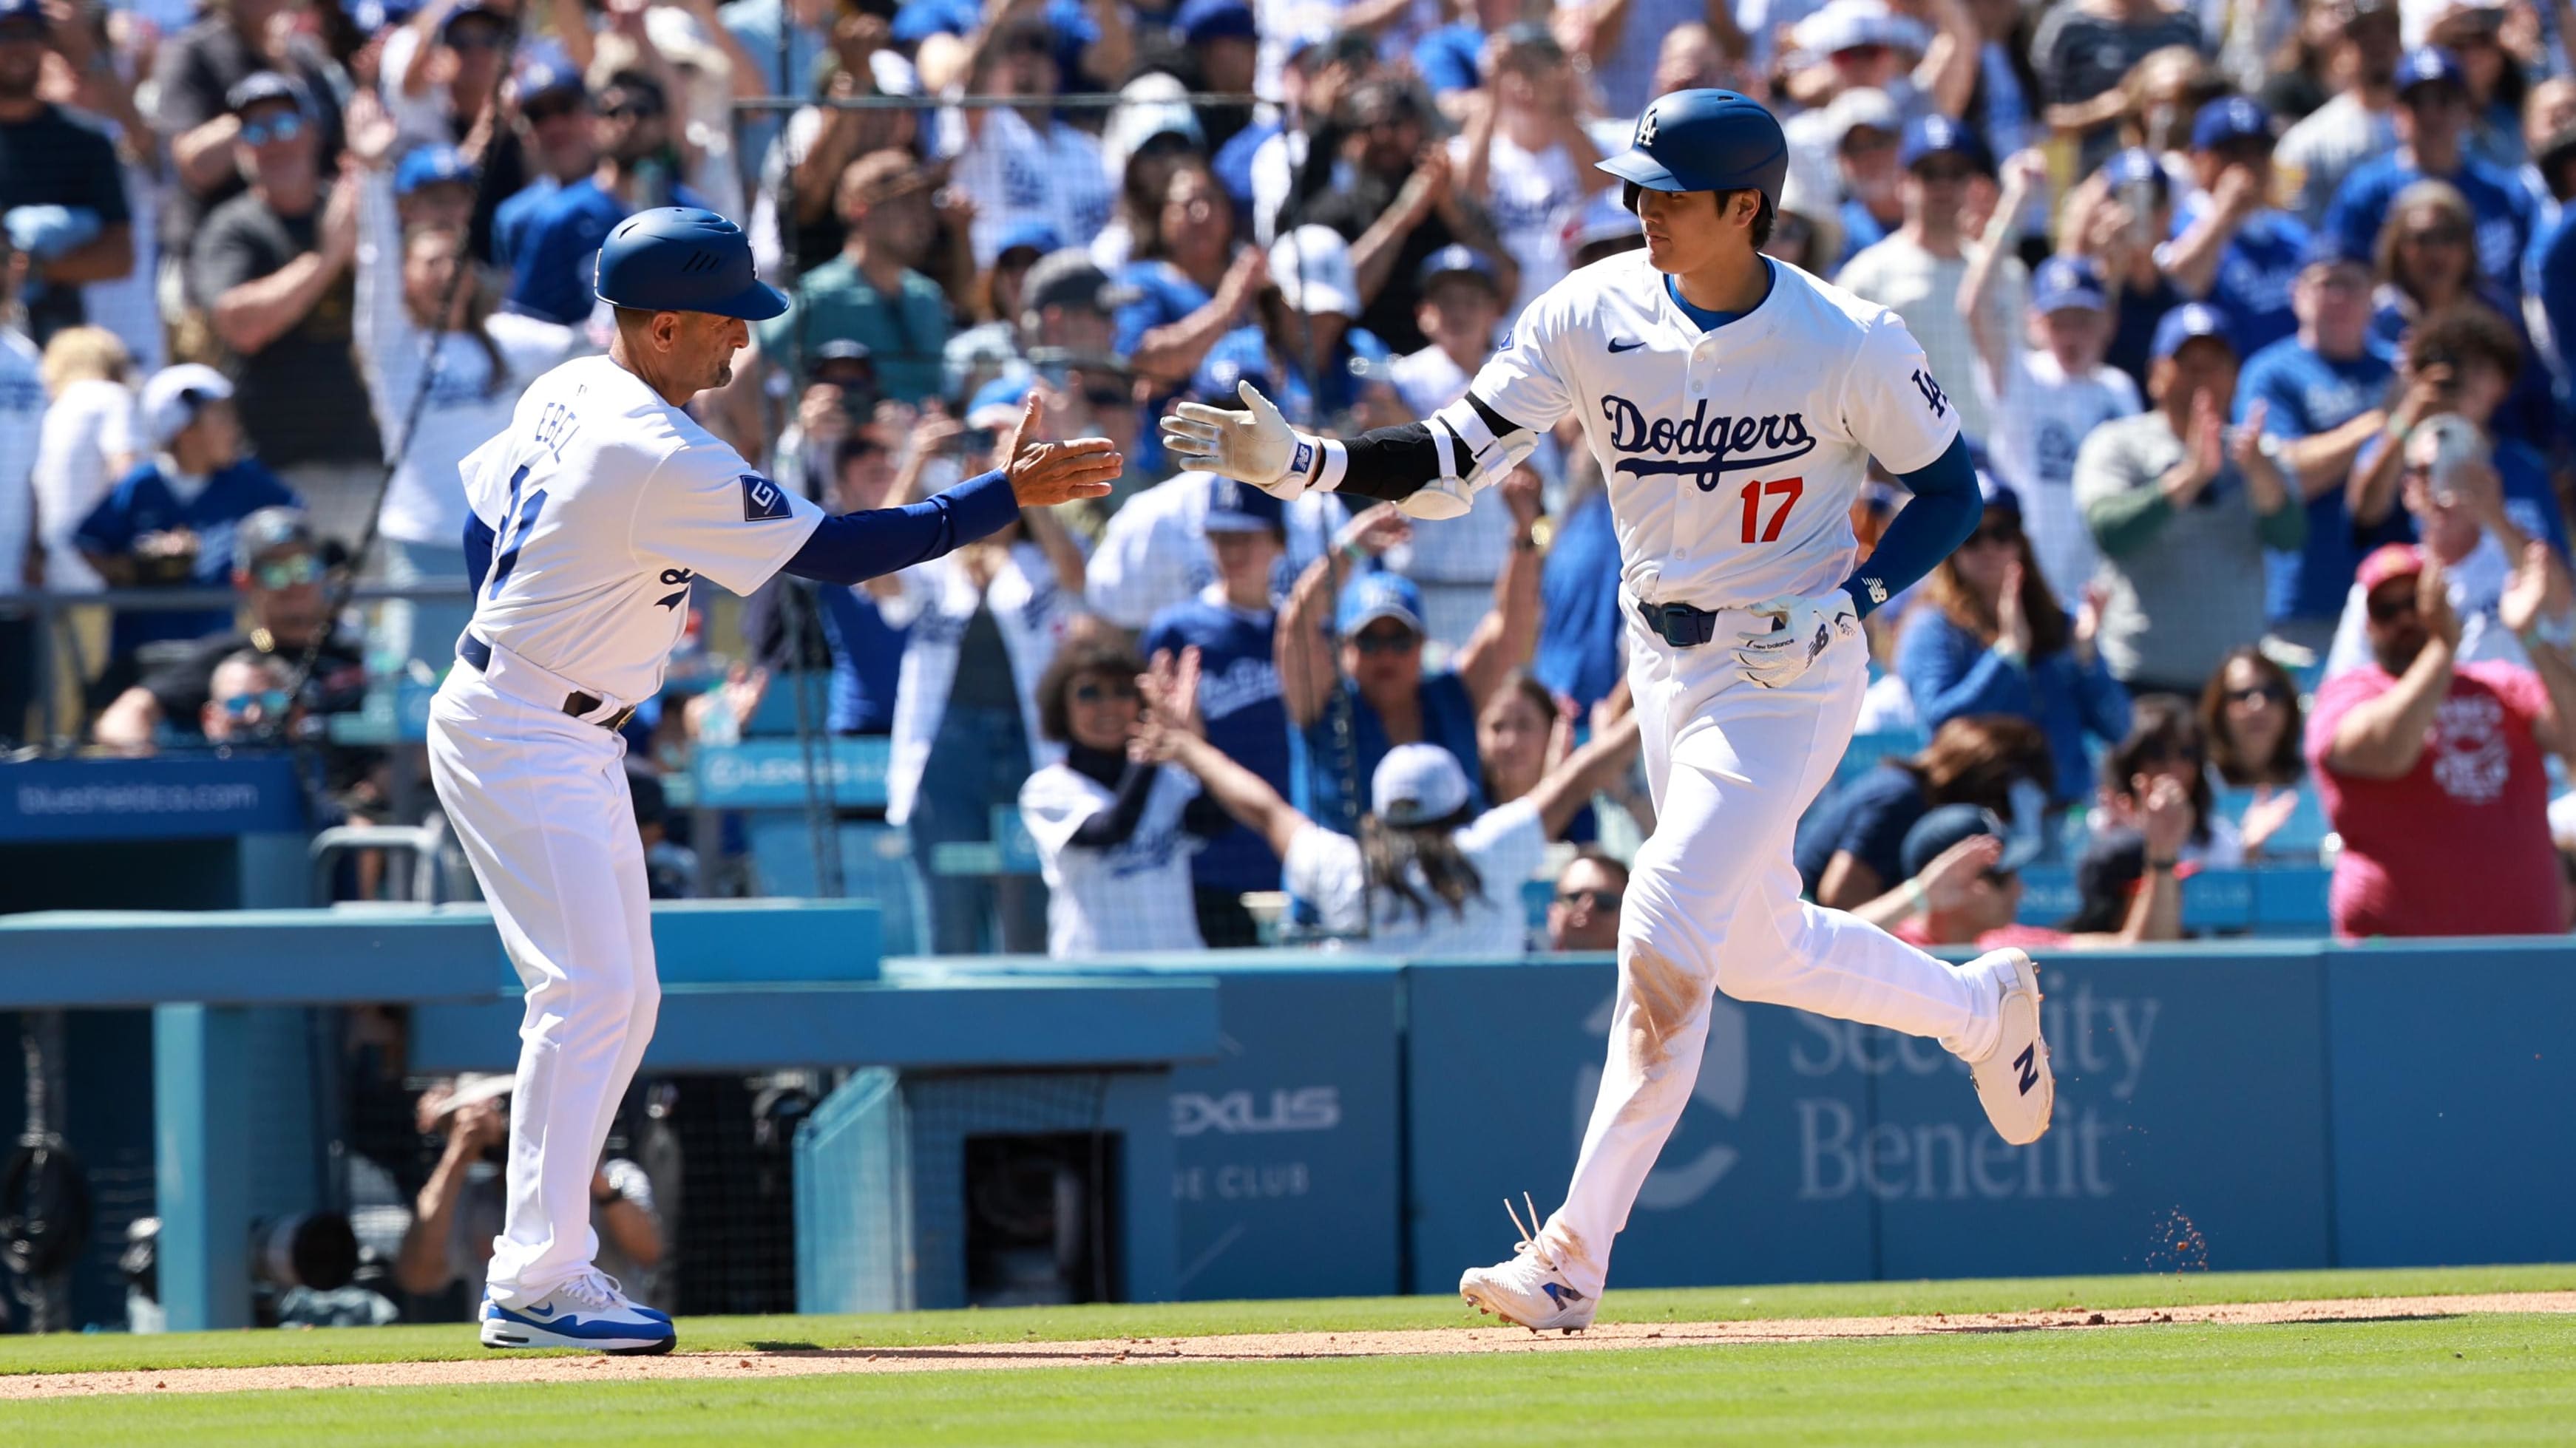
[1458, 1194, 1596, 1333]
[1955, 948, 2054, 1146]
[480, 1269, 676, 1355]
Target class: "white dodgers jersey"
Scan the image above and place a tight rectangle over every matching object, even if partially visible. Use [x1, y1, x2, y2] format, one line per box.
[461, 355, 826, 704]
[1466, 252, 1959, 609]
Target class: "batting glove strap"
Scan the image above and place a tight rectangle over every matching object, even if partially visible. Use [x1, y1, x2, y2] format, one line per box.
[1735, 592, 1860, 688]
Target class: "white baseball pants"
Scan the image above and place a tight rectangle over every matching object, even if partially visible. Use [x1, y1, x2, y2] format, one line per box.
[427, 669, 660, 1305]
[1537, 609, 1999, 1296]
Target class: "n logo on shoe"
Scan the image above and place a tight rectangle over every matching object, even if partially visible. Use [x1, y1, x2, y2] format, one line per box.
[2014, 1044, 2039, 1095]
[1541, 1283, 1586, 1308]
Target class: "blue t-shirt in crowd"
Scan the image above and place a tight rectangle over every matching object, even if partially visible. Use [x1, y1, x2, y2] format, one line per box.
[2236, 336, 2398, 622]
[1793, 762, 1930, 899]
[2328, 152, 2535, 293]
[1291, 669, 1482, 837]
[892, 0, 1097, 91]
[2172, 200, 2307, 358]
[2366, 286, 2556, 449]
[1531, 488, 1625, 710]
[2105, 275, 2186, 399]
[506, 175, 708, 326]
[1212, 116, 1277, 214]
[816, 585, 905, 735]
[1834, 198, 1890, 273]
[74, 458, 302, 656]
[2493, 438, 2573, 556]
[1204, 324, 1391, 427]
[1413, 22, 1485, 94]
[1894, 609, 2130, 806]
[1113, 259, 1212, 359]
[1142, 591, 1289, 893]
[492, 176, 562, 276]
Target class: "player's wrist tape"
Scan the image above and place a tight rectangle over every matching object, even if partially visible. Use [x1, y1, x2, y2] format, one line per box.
[1430, 396, 1536, 492]
[1293, 434, 1349, 492]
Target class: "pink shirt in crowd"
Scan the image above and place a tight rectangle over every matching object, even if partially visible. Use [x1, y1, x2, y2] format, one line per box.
[2305, 660, 2563, 939]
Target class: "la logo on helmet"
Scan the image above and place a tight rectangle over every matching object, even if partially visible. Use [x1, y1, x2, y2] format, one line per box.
[1638, 105, 1658, 146]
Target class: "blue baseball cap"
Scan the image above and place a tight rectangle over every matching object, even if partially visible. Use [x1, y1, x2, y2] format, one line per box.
[2102, 146, 2171, 203]
[2300, 228, 2373, 273]
[1976, 466, 2021, 519]
[1176, 0, 1257, 44]
[2396, 46, 2466, 97]
[515, 47, 586, 106]
[1899, 803, 2044, 881]
[1417, 243, 1503, 294]
[993, 220, 1063, 261]
[2191, 98, 2271, 151]
[966, 373, 1032, 430]
[2029, 255, 2106, 314]
[1191, 341, 1275, 404]
[394, 144, 474, 197]
[0, 0, 47, 24]
[1203, 475, 1286, 535]
[227, 70, 313, 118]
[1898, 114, 1991, 174]
[1336, 571, 1426, 637]
[2151, 302, 2234, 361]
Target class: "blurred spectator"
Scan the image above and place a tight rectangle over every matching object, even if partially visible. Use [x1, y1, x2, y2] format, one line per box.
[1530, 455, 1625, 710]
[194, 647, 299, 746]
[1289, 78, 1512, 356]
[0, 254, 30, 741]
[1093, 73, 1207, 271]
[945, 220, 1056, 401]
[1116, 157, 1267, 392]
[1278, 484, 1540, 837]
[1451, 21, 1601, 321]
[1204, 225, 1392, 428]
[2063, 146, 2188, 394]
[2420, 0, 2522, 174]
[149, 0, 348, 285]
[1017, 248, 1129, 364]
[2255, 0, 2342, 123]
[1086, 453, 1234, 630]
[490, 54, 594, 288]
[2308, 539, 2576, 937]
[0, 0, 137, 342]
[2030, 0, 2205, 167]
[935, 17, 1116, 268]
[1386, 245, 1517, 611]
[2164, 97, 2307, 357]
[1794, 713, 2054, 907]
[352, 152, 577, 673]
[396, 1076, 664, 1312]
[1139, 477, 1290, 948]
[2095, 696, 2240, 863]
[771, 339, 881, 499]
[756, 10, 918, 272]
[30, 325, 136, 594]
[1807, 86, 1902, 270]
[756, 149, 951, 404]
[1218, 25, 1340, 246]
[1837, 114, 2020, 446]
[904, 0, 1126, 98]
[797, 432, 917, 735]
[2367, 181, 2555, 446]
[74, 365, 301, 673]
[2075, 303, 2306, 696]
[1417, 0, 1535, 105]
[92, 506, 366, 752]
[1962, 176, 2141, 596]
[189, 73, 383, 545]
[2275, 0, 2402, 228]
[2327, 46, 2533, 293]
[379, 1, 518, 160]
[1874, 795, 2185, 948]
[1896, 475, 2130, 806]
[718, 0, 833, 169]
[1566, 187, 1648, 269]
[2196, 644, 2313, 857]
[1145, 646, 1642, 954]
[626, 764, 696, 899]
[1021, 639, 1229, 956]
[2348, 307, 2568, 557]
[1567, 0, 1738, 119]
[1545, 847, 1628, 952]
[1475, 670, 1595, 843]
[884, 448, 1086, 954]
[1777, 0, 1969, 125]
[2234, 234, 2396, 655]
[505, 69, 705, 327]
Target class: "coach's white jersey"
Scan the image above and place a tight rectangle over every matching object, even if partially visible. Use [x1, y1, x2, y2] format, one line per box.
[1466, 253, 1959, 609]
[460, 356, 826, 704]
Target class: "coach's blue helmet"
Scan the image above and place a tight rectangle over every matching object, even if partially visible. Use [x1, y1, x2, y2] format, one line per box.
[1598, 89, 1790, 216]
[594, 207, 788, 322]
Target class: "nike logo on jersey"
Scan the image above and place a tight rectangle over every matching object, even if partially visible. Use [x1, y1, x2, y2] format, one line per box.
[1608, 338, 1646, 353]
[1600, 395, 1818, 488]
[740, 474, 792, 521]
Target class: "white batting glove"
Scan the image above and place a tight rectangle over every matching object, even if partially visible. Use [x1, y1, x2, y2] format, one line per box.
[1736, 591, 1860, 689]
[1161, 380, 1315, 500]
[1397, 477, 1473, 521]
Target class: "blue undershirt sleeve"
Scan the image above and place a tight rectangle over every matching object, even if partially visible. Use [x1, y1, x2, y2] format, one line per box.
[461, 512, 496, 596]
[779, 469, 1022, 587]
[1841, 434, 1979, 618]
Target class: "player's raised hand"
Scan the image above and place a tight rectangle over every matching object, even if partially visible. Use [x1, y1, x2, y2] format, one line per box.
[1162, 379, 1309, 498]
[1000, 390, 1122, 508]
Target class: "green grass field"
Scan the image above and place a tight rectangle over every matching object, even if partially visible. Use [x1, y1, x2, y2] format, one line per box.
[4, 1265, 2572, 1445]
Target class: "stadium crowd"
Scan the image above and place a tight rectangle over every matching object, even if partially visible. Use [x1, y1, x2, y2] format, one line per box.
[5, 0, 2576, 948]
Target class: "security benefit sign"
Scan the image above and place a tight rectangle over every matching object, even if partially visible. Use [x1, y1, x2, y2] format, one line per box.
[1165, 968, 1404, 1302]
[1405, 952, 2333, 1292]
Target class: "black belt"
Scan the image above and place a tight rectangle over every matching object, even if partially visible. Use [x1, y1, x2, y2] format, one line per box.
[1637, 599, 1723, 648]
[456, 633, 639, 733]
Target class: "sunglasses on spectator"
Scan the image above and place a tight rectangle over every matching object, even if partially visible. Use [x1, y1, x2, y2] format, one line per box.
[1071, 679, 1138, 704]
[1353, 625, 1419, 656]
[219, 690, 293, 720]
[2367, 588, 2421, 623]
[251, 554, 322, 591]
[1556, 886, 1622, 911]
[2401, 225, 2470, 248]
[2225, 683, 2289, 707]
[240, 112, 308, 146]
[523, 95, 583, 124]
[1082, 386, 1133, 410]
[1967, 520, 2021, 547]
[596, 95, 664, 120]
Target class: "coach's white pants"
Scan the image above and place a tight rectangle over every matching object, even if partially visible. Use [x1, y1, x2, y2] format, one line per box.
[427, 670, 660, 1305]
[1538, 609, 1998, 1296]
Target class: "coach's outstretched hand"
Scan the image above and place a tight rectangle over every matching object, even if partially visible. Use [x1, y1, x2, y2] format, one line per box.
[1162, 380, 1308, 499]
[1000, 391, 1122, 508]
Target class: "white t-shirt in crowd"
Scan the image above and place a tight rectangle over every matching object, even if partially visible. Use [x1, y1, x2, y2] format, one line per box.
[1448, 129, 1589, 322]
[1020, 761, 1208, 957]
[1387, 344, 1517, 587]
[1977, 347, 2141, 602]
[31, 377, 136, 593]
[458, 355, 825, 706]
[0, 329, 41, 591]
[937, 106, 1116, 268]
[1282, 797, 1548, 955]
[1835, 236, 2023, 448]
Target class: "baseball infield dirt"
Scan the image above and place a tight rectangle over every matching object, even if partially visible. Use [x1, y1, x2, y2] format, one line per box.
[6, 1291, 2571, 1400]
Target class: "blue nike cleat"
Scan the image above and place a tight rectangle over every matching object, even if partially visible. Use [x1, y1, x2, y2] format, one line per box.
[480, 1271, 676, 1355]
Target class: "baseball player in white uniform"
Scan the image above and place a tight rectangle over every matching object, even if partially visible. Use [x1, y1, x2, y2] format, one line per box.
[429, 208, 1119, 1353]
[1164, 91, 2055, 1333]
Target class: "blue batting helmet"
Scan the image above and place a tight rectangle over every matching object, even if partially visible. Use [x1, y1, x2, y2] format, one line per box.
[1598, 89, 1789, 214]
[593, 207, 788, 322]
